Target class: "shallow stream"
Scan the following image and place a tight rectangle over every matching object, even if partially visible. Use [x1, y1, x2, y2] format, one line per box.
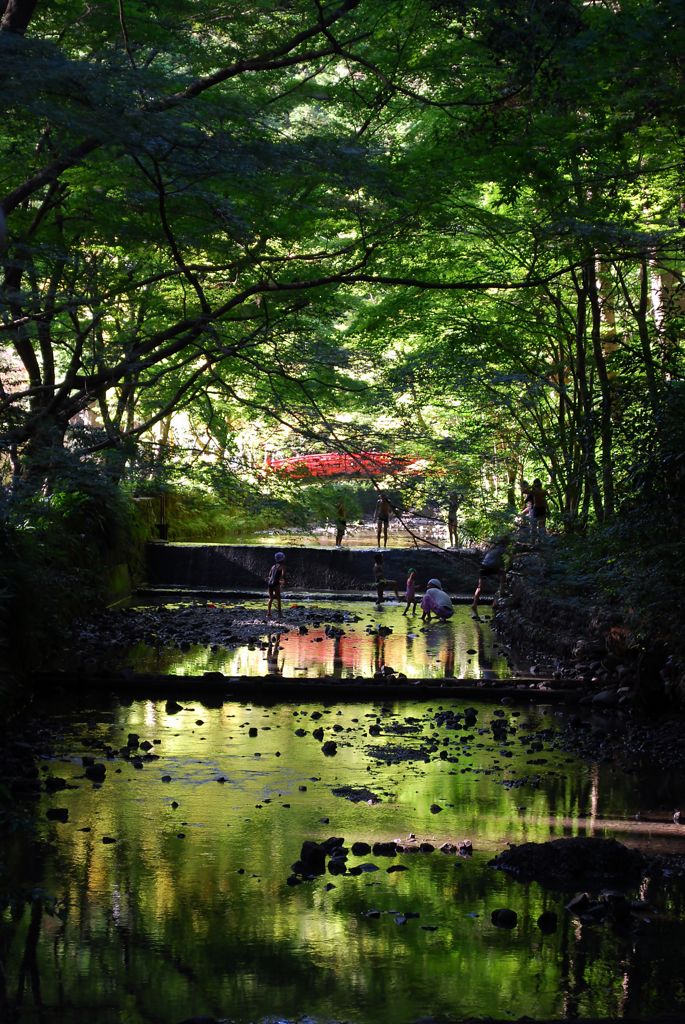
[3, 695, 685, 1024]
[105, 600, 510, 681]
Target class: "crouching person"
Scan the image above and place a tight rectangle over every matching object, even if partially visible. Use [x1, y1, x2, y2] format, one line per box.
[421, 578, 454, 622]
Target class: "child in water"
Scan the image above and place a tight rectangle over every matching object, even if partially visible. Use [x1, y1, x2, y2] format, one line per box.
[373, 553, 400, 604]
[267, 551, 286, 619]
[402, 568, 417, 615]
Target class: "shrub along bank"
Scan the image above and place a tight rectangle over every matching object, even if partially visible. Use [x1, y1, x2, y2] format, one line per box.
[495, 512, 685, 712]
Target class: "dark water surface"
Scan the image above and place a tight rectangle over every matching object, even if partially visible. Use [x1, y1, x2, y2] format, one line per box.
[3, 696, 685, 1024]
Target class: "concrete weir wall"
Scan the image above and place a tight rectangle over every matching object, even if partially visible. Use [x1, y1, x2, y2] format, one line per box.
[145, 543, 484, 595]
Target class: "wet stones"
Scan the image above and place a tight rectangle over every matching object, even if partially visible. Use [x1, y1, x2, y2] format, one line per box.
[84, 762, 106, 783]
[372, 841, 397, 857]
[489, 836, 646, 891]
[537, 910, 558, 933]
[46, 807, 69, 822]
[439, 840, 473, 856]
[293, 839, 327, 876]
[565, 890, 637, 928]
[491, 908, 517, 929]
[332, 787, 381, 804]
[289, 836, 347, 883]
[44, 776, 69, 793]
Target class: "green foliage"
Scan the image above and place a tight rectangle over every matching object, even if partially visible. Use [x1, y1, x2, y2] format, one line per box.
[1, 0, 684, 680]
[0, 466, 143, 668]
[157, 480, 367, 542]
[561, 499, 685, 683]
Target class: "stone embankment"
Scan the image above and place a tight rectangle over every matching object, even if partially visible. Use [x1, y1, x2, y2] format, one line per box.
[494, 542, 679, 713]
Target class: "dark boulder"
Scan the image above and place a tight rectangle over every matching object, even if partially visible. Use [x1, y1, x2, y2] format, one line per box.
[491, 908, 517, 928]
[85, 762, 106, 782]
[46, 807, 69, 822]
[537, 910, 558, 933]
[489, 837, 645, 891]
[298, 840, 326, 875]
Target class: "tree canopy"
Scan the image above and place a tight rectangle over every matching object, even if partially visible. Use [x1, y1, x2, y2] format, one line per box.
[1, 0, 684, 529]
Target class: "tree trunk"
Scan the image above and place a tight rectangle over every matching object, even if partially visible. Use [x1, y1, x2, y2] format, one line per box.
[572, 267, 604, 522]
[17, 414, 68, 489]
[0, 0, 38, 34]
[588, 260, 615, 520]
[649, 259, 683, 378]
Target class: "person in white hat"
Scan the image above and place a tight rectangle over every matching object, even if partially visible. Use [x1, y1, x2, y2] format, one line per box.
[421, 578, 453, 622]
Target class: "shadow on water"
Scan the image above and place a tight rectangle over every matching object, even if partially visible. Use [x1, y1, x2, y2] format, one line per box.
[3, 697, 685, 1024]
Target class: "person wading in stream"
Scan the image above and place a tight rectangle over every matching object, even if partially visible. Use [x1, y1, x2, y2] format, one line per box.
[421, 578, 454, 622]
[402, 567, 418, 615]
[373, 553, 400, 604]
[267, 551, 286, 619]
[472, 537, 510, 616]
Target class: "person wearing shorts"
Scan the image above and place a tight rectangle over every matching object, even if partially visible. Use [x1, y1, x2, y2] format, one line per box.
[374, 493, 392, 548]
[530, 479, 549, 544]
[472, 538, 509, 613]
[267, 551, 286, 619]
[373, 553, 400, 604]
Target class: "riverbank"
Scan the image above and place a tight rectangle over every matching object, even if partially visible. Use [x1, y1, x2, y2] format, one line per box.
[494, 538, 683, 713]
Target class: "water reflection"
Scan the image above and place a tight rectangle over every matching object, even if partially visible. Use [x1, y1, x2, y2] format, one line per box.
[2, 698, 685, 1024]
[118, 601, 510, 680]
[266, 631, 284, 676]
[215, 517, 454, 550]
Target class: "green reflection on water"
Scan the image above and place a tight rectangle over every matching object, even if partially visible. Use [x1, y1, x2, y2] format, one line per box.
[3, 699, 685, 1024]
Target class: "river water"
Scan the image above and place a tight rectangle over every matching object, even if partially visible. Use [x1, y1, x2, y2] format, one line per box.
[3, 693, 685, 1024]
[110, 600, 511, 681]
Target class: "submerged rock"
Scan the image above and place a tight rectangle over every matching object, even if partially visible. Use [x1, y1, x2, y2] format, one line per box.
[489, 837, 645, 891]
[46, 807, 69, 822]
[537, 910, 558, 933]
[491, 907, 518, 928]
